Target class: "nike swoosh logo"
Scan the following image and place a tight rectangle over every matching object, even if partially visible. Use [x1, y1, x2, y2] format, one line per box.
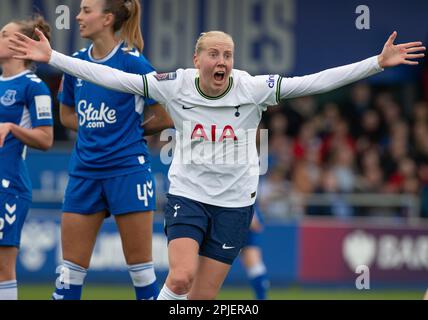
[222, 244, 235, 250]
[182, 105, 199, 110]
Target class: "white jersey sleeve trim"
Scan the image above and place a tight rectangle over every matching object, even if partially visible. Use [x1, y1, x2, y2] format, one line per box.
[49, 50, 147, 97]
[279, 56, 383, 100]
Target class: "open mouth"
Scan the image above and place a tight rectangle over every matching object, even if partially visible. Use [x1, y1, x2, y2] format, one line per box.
[214, 71, 225, 82]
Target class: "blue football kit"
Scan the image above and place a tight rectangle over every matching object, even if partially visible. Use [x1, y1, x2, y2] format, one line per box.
[0, 70, 53, 247]
[58, 42, 157, 215]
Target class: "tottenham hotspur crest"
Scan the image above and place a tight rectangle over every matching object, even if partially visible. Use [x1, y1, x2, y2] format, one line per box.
[1, 90, 17, 106]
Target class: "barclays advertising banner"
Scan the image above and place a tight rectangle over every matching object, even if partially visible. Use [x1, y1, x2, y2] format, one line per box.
[0, 0, 426, 82]
[298, 219, 428, 286]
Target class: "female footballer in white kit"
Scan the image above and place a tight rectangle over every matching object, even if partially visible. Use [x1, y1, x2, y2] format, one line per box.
[9, 28, 425, 300]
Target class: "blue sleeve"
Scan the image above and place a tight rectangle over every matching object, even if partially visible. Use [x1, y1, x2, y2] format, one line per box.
[125, 53, 158, 106]
[26, 81, 54, 128]
[57, 72, 75, 108]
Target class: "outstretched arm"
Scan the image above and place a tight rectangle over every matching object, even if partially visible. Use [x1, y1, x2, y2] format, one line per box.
[280, 56, 382, 99]
[50, 51, 149, 97]
[9, 29, 150, 98]
[280, 32, 425, 99]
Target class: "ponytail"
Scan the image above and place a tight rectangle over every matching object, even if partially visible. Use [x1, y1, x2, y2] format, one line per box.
[103, 0, 144, 52]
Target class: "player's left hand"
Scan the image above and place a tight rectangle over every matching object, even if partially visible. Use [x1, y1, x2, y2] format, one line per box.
[0, 123, 12, 148]
[378, 31, 425, 68]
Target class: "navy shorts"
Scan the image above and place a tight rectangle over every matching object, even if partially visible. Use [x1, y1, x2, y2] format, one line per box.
[164, 194, 254, 265]
[63, 171, 156, 216]
[0, 192, 31, 248]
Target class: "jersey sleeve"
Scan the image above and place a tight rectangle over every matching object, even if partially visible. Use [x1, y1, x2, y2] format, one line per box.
[125, 52, 158, 106]
[57, 72, 75, 108]
[143, 70, 182, 105]
[278, 56, 383, 99]
[49, 50, 149, 99]
[26, 80, 53, 128]
[241, 73, 283, 108]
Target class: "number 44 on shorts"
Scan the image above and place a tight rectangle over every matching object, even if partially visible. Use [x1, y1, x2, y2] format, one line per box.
[137, 181, 154, 207]
[0, 217, 4, 240]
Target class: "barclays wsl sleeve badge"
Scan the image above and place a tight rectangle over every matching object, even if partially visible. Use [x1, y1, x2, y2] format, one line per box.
[0, 90, 17, 107]
[154, 72, 177, 81]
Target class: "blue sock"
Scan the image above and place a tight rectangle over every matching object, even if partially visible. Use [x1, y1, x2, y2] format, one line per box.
[247, 262, 270, 300]
[250, 273, 270, 300]
[52, 284, 83, 300]
[52, 260, 87, 300]
[134, 281, 159, 300]
[128, 262, 159, 300]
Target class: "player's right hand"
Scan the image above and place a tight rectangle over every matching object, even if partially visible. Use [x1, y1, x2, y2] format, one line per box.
[8, 28, 52, 63]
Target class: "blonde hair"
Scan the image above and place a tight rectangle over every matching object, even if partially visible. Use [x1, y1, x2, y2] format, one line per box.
[194, 31, 234, 55]
[103, 0, 144, 52]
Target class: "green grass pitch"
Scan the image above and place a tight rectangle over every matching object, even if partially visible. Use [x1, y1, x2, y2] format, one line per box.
[18, 284, 425, 300]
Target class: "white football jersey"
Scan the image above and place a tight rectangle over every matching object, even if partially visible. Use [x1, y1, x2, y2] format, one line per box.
[50, 51, 383, 207]
[143, 69, 279, 207]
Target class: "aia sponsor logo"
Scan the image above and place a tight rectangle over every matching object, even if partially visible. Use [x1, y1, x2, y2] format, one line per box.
[155, 122, 269, 174]
[191, 124, 238, 142]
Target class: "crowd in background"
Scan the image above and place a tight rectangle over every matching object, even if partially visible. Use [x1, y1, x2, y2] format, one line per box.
[257, 82, 428, 220]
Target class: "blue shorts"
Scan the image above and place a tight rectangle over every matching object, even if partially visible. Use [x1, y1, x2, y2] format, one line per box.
[164, 194, 254, 265]
[245, 230, 262, 247]
[0, 192, 31, 248]
[245, 208, 264, 247]
[63, 171, 156, 216]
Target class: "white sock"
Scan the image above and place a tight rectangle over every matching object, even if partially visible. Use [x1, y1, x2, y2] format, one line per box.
[157, 284, 188, 300]
[128, 262, 156, 287]
[247, 262, 267, 279]
[0, 280, 17, 300]
[61, 260, 87, 285]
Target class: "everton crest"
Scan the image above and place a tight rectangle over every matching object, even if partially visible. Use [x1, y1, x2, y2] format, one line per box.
[0, 90, 17, 107]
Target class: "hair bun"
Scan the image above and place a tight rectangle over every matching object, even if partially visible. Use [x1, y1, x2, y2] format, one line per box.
[32, 14, 51, 42]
